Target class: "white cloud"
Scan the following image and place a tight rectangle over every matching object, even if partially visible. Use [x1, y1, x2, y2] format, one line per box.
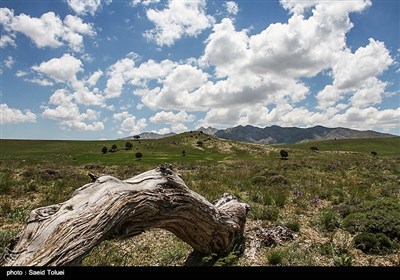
[171, 123, 187, 133]
[225, 1, 239, 15]
[72, 87, 105, 106]
[113, 111, 147, 134]
[201, 18, 250, 78]
[0, 34, 16, 48]
[144, 0, 215, 46]
[332, 39, 393, 90]
[317, 38, 393, 110]
[67, 0, 112, 16]
[49, 89, 73, 106]
[104, 58, 136, 98]
[3, 56, 14, 68]
[154, 127, 170, 134]
[32, 53, 83, 84]
[131, 0, 160, 7]
[0, 103, 36, 124]
[42, 103, 103, 131]
[28, 78, 55, 87]
[86, 70, 103, 88]
[0, 8, 95, 52]
[149, 110, 195, 124]
[113, 111, 132, 121]
[15, 70, 27, 77]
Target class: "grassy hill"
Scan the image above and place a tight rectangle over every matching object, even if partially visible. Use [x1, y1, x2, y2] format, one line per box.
[0, 135, 399, 266]
[284, 137, 400, 157]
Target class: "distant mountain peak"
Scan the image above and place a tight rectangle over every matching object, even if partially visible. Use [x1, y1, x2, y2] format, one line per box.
[215, 125, 394, 144]
[196, 126, 218, 135]
[119, 131, 175, 140]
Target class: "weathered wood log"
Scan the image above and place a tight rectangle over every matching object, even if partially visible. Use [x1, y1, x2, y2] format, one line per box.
[2, 164, 249, 266]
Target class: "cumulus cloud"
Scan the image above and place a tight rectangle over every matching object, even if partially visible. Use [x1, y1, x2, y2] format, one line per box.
[0, 103, 36, 124]
[130, 0, 397, 135]
[171, 123, 187, 133]
[131, 0, 160, 6]
[104, 58, 136, 98]
[225, 1, 239, 15]
[0, 8, 95, 52]
[149, 110, 195, 124]
[144, 0, 214, 46]
[32, 53, 83, 84]
[113, 111, 147, 134]
[42, 103, 103, 131]
[3, 56, 14, 68]
[67, 0, 112, 16]
[86, 70, 103, 88]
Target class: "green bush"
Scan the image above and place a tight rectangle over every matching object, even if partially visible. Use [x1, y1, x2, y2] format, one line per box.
[342, 212, 366, 233]
[318, 208, 340, 232]
[353, 233, 399, 255]
[286, 220, 300, 232]
[342, 199, 400, 239]
[267, 250, 283, 265]
[251, 176, 268, 185]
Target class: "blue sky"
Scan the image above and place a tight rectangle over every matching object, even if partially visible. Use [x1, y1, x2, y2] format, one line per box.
[0, 0, 399, 140]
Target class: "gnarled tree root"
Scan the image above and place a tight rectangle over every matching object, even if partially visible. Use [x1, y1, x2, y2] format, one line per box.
[2, 164, 249, 266]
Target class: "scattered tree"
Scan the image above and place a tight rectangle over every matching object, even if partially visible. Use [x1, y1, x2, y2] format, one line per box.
[182, 150, 186, 156]
[310, 146, 319, 152]
[101, 146, 108, 154]
[125, 142, 133, 150]
[110, 144, 118, 152]
[280, 149, 288, 160]
[371, 151, 377, 157]
[135, 152, 143, 160]
[197, 140, 203, 147]
[133, 135, 140, 141]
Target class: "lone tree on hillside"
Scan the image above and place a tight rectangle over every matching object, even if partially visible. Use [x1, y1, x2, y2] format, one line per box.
[280, 149, 289, 160]
[133, 135, 140, 141]
[310, 146, 319, 152]
[135, 152, 143, 160]
[101, 146, 108, 154]
[110, 144, 118, 153]
[125, 142, 133, 150]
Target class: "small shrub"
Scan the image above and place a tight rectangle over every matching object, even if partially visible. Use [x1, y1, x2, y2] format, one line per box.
[182, 150, 186, 156]
[286, 220, 300, 232]
[110, 144, 118, 152]
[101, 146, 108, 154]
[196, 141, 203, 147]
[371, 151, 377, 157]
[135, 152, 143, 160]
[318, 208, 340, 232]
[0, 173, 14, 194]
[0, 198, 12, 216]
[273, 190, 288, 208]
[267, 250, 283, 265]
[280, 149, 288, 160]
[125, 142, 133, 150]
[251, 176, 268, 185]
[310, 146, 319, 152]
[342, 212, 366, 233]
[353, 232, 399, 254]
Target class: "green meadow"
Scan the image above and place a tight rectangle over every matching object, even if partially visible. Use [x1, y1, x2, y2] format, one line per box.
[1, 133, 399, 266]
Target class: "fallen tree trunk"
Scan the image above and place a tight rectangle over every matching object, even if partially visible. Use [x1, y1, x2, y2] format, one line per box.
[2, 164, 249, 266]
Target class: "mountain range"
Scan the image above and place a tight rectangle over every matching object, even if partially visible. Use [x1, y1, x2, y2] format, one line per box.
[119, 125, 395, 144]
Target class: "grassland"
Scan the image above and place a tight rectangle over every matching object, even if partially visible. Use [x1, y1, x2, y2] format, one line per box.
[1, 133, 399, 266]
